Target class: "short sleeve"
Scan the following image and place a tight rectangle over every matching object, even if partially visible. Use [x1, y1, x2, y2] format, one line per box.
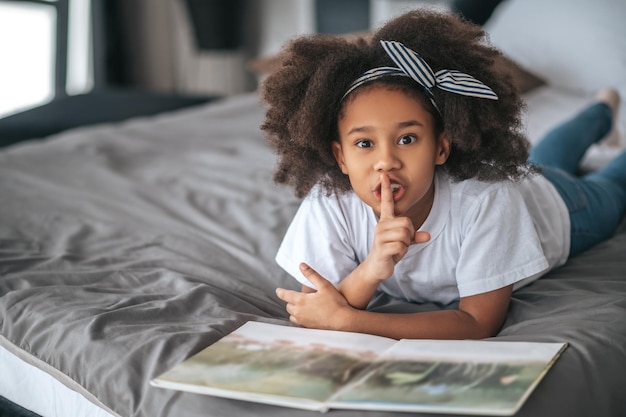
[455, 182, 549, 297]
[275, 190, 360, 290]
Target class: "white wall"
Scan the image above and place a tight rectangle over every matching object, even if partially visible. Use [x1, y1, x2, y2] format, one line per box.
[370, 0, 449, 29]
[256, 0, 316, 57]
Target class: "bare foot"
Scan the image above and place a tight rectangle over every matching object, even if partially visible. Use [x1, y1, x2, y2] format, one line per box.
[595, 88, 621, 147]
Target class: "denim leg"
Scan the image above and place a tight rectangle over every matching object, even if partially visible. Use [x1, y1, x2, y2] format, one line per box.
[586, 149, 626, 191]
[541, 166, 626, 256]
[530, 102, 626, 256]
[528, 103, 613, 174]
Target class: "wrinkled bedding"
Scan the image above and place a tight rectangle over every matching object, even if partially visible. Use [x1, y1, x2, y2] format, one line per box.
[1, 92, 625, 417]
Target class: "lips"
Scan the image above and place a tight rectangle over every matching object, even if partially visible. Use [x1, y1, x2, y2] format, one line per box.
[373, 180, 405, 202]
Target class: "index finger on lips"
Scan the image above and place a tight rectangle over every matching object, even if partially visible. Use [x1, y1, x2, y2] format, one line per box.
[379, 172, 395, 220]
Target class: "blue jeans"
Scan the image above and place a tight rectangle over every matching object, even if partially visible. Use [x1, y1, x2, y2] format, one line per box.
[529, 103, 626, 256]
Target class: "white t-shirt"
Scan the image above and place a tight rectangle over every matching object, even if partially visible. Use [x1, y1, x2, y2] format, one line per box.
[275, 171, 570, 305]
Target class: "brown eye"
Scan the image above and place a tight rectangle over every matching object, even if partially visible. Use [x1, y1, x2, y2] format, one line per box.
[398, 135, 416, 145]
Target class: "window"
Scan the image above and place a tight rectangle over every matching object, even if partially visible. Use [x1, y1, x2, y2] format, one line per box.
[0, 0, 91, 118]
[0, 1, 56, 117]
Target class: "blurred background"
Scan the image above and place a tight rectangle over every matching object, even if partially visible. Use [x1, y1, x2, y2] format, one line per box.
[0, 0, 469, 118]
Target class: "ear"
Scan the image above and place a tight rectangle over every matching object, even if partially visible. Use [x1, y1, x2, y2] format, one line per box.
[331, 141, 349, 174]
[435, 132, 451, 165]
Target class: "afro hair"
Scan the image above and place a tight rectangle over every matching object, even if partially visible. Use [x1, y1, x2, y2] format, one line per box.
[261, 9, 531, 198]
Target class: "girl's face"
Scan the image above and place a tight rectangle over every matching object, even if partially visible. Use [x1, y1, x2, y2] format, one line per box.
[333, 86, 450, 227]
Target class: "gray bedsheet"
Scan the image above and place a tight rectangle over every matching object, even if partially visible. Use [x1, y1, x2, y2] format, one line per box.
[1, 93, 625, 417]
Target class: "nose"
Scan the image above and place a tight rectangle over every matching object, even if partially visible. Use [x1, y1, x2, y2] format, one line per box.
[373, 145, 401, 172]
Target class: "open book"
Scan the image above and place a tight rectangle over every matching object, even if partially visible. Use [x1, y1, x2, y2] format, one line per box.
[151, 321, 567, 415]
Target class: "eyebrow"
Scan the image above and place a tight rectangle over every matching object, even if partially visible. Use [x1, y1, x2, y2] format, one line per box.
[346, 120, 424, 135]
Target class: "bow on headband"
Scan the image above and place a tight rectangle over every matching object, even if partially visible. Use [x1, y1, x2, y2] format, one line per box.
[342, 40, 498, 110]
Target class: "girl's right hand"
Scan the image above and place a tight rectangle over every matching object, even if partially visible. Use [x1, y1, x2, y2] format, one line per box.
[364, 173, 429, 282]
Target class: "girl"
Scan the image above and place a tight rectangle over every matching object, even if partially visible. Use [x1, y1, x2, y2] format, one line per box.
[261, 10, 626, 340]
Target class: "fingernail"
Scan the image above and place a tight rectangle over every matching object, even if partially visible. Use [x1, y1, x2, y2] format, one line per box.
[299, 263, 309, 271]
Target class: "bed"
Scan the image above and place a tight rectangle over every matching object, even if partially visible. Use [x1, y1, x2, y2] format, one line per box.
[1, 0, 626, 416]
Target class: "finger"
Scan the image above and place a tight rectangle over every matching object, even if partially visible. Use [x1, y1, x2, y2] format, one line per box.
[299, 263, 332, 291]
[275, 287, 301, 303]
[379, 172, 395, 220]
[378, 217, 416, 246]
[386, 242, 409, 264]
[413, 231, 431, 244]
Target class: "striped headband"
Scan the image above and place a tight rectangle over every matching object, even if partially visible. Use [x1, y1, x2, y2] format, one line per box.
[342, 40, 498, 111]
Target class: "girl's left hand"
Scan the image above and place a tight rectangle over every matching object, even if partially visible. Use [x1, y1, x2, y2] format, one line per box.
[276, 263, 354, 330]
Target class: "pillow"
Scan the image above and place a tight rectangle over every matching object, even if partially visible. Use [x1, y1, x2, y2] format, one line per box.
[485, 0, 626, 96]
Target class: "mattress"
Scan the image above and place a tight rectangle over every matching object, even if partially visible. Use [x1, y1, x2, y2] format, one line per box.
[1, 90, 625, 417]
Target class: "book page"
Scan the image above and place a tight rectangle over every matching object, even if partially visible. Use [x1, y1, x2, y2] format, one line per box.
[151, 321, 397, 409]
[329, 339, 567, 415]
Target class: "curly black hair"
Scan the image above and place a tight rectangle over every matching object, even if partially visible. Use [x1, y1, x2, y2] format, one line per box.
[261, 9, 531, 198]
